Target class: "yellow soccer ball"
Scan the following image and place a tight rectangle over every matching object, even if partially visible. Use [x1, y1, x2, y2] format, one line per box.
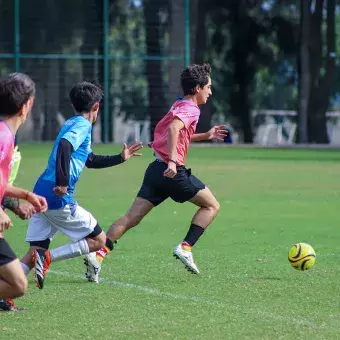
[288, 243, 316, 271]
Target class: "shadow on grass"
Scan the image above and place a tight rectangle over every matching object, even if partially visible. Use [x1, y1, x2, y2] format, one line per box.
[248, 276, 281, 281]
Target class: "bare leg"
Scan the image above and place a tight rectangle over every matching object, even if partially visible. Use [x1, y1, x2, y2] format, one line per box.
[21, 246, 39, 270]
[189, 187, 220, 228]
[106, 197, 154, 242]
[0, 259, 27, 298]
[84, 197, 154, 282]
[173, 187, 220, 274]
[86, 231, 106, 252]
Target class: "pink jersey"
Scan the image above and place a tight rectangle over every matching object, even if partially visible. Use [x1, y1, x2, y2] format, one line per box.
[150, 99, 200, 165]
[0, 121, 14, 203]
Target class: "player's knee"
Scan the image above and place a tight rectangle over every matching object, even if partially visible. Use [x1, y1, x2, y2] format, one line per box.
[208, 200, 220, 217]
[214, 201, 221, 214]
[11, 276, 28, 298]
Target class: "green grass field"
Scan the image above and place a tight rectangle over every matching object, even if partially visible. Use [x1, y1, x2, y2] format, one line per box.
[2, 145, 340, 339]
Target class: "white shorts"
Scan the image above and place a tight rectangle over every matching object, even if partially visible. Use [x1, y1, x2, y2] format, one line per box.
[26, 204, 98, 243]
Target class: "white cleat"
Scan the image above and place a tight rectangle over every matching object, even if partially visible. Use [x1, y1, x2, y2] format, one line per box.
[173, 244, 200, 274]
[84, 252, 101, 283]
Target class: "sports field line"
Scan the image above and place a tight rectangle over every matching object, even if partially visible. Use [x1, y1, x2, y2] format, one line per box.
[49, 269, 324, 330]
[49, 269, 223, 306]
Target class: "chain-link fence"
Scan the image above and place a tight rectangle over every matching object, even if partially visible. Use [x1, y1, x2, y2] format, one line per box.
[0, 0, 190, 142]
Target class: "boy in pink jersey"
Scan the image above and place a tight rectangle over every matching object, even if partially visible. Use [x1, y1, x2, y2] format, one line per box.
[84, 63, 227, 281]
[0, 73, 47, 311]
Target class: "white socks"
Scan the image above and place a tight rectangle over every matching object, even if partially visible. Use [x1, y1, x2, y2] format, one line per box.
[20, 262, 30, 276]
[50, 239, 89, 262]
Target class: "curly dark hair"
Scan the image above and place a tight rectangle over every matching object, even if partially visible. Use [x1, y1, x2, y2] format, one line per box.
[69, 81, 104, 113]
[0, 73, 35, 117]
[180, 63, 211, 96]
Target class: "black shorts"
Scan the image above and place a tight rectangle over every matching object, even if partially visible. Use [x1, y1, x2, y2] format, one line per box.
[0, 238, 17, 267]
[137, 160, 205, 206]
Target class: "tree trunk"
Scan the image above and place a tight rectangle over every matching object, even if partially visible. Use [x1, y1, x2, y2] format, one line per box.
[80, 1, 105, 139]
[307, 0, 335, 143]
[229, 1, 254, 143]
[168, 0, 185, 102]
[298, 0, 310, 143]
[42, 59, 59, 140]
[144, 0, 167, 140]
[193, 0, 213, 137]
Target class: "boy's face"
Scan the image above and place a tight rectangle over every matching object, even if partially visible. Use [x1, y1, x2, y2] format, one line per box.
[196, 76, 212, 105]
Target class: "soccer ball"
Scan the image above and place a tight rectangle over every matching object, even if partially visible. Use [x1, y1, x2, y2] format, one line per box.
[288, 243, 316, 271]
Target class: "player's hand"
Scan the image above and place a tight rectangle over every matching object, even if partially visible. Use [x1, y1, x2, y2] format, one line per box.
[121, 141, 143, 161]
[14, 202, 36, 220]
[0, 210, 12, 232]
[206, 125, 228, 141]
[26, 192, 48, 213]
[53, 186, 68, 198]
[164, 161, 177, 178]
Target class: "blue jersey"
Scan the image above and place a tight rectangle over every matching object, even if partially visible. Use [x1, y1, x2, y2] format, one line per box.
[34, 115, 92, 209]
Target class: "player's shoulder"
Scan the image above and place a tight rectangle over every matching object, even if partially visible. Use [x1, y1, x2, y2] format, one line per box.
[172, 99, 199, 116]
[0, 121, 11, 132]
[0, 121, 14, 142]
[64, 115, 91, 130]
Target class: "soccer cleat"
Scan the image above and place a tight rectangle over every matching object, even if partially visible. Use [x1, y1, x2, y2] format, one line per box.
[84, 252, 101, 283]
[173, 244, 200, 274]
[33, 249, 51, 289]
[0, 298, 25, 312]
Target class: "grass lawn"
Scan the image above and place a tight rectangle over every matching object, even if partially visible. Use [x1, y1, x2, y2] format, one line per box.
[2, 145, 340, 339]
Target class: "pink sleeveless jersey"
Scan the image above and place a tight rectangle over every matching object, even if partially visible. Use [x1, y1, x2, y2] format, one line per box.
[150, 99, 200, 165]
[0, 121, 14, 202]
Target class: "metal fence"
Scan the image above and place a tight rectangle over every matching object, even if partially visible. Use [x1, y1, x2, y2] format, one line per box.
[0, 0, 190, 142]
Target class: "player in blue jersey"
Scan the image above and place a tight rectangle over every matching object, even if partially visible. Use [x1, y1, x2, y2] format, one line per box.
[20, 81, 143, 289]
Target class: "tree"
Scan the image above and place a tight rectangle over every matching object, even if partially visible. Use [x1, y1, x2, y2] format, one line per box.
[206, 0, 299, 143]
[298, 0, 336, 143]
[143, 0, 168, 139]
[20, 0, 85, 140]
[192, 0, 214, 137]
[168, 0, 185, 102]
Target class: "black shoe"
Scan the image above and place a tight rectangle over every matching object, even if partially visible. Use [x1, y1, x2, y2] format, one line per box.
[33, 249, 51, 289]
[0, 298, 25, 311]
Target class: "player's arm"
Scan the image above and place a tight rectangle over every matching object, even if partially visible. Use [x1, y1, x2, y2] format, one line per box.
[164, 118, 184, 178]
[190, 132, 209, 142]
[0, 207, 11, 232]
[0, 172, 11, 232]
[4, 184, 47, 213]
[85, 152, 123, 169]
[2, 145, 34, 219]
[54, 138, 72, 197]
[2, 197, 36, 220]
[191, 125, 228, 142]
[168, 117, 184, 160]
[2, 196, 19, 212]
[85, 141, 143, 169]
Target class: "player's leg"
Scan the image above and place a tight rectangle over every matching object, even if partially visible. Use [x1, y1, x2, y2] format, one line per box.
[20, 212, 56, 284]
[188, 186, 220, 237]
[0, 260, 27, 298]
[32, 204, 105, 288]
[0, 238, 27, 311]
[171, 169, 220, 274]
[83, 197, 154, 283]
[107, 197, 154, 243]
[84, 161, 169, 283]
[89, 196, 154, 263]
[92, 161, 167, 268]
